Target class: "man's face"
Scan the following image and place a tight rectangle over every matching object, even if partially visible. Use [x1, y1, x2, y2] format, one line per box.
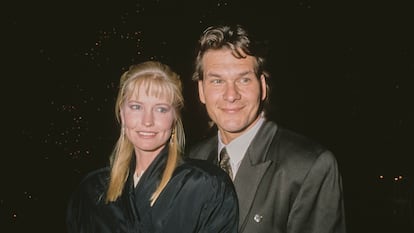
[198, 49, 267, 143]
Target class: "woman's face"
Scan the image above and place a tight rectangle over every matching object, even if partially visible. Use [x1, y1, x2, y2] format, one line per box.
[121, 85, 174, 156]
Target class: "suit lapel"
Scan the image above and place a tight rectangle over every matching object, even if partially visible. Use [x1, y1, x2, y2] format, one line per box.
[234, 157, 271, 229]
[233, 121, 278, 229]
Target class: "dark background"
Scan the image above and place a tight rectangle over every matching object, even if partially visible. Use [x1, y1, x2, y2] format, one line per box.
[2, 0, 413, 232]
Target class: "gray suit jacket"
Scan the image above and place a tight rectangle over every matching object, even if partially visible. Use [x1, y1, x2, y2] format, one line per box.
[188, 121, 346, 233]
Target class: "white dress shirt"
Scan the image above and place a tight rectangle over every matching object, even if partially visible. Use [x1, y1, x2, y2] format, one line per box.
[218, 115, 265, 180]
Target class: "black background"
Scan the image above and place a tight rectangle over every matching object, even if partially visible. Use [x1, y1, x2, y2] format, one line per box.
[2, 0, 413, 232]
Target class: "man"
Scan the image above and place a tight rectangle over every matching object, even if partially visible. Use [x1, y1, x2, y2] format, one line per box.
[188, 24, 346, 233]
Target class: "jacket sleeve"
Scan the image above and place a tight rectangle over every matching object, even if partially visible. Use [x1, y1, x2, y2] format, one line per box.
[66, 170, 107, 233]
[287, 151, 347, 233]
[197, 174, 239, 233]
[66, 183, 92, 233]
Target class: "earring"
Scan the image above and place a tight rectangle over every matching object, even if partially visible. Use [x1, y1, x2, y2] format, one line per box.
[169, 129, 175, 144]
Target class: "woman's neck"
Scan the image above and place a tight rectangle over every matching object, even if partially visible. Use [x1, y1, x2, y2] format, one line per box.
[134, 146, 164, 172]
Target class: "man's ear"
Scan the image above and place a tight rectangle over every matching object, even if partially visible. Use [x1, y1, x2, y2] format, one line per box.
[260, 74, 267, 101]
[198, 80, 206, 104]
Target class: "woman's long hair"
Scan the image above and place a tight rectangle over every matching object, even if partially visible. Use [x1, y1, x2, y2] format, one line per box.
[105, 61, 185, 206]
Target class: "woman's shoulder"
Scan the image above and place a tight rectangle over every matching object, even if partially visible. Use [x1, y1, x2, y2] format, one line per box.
[80, 167, 110, 184]
[74, 167, 111, 199]
[160, 158, 236, 207]
[176, 158, 233, 186]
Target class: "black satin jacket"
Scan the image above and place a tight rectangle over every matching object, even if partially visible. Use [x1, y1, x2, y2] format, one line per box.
[66, 147, 239, 233]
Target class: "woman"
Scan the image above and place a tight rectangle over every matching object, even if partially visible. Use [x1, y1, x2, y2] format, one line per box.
[66, 61, 238, 233]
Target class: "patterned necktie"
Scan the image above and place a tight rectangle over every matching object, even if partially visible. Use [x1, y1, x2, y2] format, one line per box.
[219, 147, 233, 179]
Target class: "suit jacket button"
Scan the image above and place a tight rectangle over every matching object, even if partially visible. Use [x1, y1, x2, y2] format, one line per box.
[254, 214, 263, 223]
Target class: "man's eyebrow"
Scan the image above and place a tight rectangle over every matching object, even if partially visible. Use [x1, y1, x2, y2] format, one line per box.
[205, 72, 221, 78]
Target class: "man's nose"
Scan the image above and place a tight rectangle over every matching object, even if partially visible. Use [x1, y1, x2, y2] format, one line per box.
[223, 83, 241, 102]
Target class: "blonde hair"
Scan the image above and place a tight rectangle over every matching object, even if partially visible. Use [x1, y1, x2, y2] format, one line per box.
[105, 61, 185, 206]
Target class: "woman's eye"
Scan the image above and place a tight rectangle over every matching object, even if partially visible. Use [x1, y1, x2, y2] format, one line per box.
[130, 104, 141, 110]
[156, 106, 170, 113]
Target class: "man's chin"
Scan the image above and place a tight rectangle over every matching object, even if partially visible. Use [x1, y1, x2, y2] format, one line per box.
[220, 124, 247, 134]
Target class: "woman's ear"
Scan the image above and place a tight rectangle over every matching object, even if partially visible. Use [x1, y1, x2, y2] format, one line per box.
[119, 108, 125, 126]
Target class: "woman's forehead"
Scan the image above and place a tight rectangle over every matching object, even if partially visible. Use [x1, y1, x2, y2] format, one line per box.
[128, 84, 173, 101]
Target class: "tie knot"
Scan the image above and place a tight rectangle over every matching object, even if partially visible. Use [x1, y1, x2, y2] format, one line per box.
[220, 147, 230, 162]
[219, 147, 233, 179]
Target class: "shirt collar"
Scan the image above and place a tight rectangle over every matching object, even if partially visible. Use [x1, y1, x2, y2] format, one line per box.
[218, 114, 265, 164]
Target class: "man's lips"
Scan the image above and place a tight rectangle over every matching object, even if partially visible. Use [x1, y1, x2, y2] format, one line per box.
[220, 106, 243, 113]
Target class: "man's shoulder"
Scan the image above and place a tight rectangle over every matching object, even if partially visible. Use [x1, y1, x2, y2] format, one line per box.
[276, 127, 327, 154]
[251, 120, 324, 153]
[271, 126, 340, 169]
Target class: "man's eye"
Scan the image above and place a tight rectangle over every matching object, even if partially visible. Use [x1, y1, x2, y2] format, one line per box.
[239, 77, 251, 84]
[211, 79, 223, 84]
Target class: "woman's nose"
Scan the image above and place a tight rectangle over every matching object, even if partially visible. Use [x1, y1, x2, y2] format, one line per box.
[142, 110, 154, 126]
